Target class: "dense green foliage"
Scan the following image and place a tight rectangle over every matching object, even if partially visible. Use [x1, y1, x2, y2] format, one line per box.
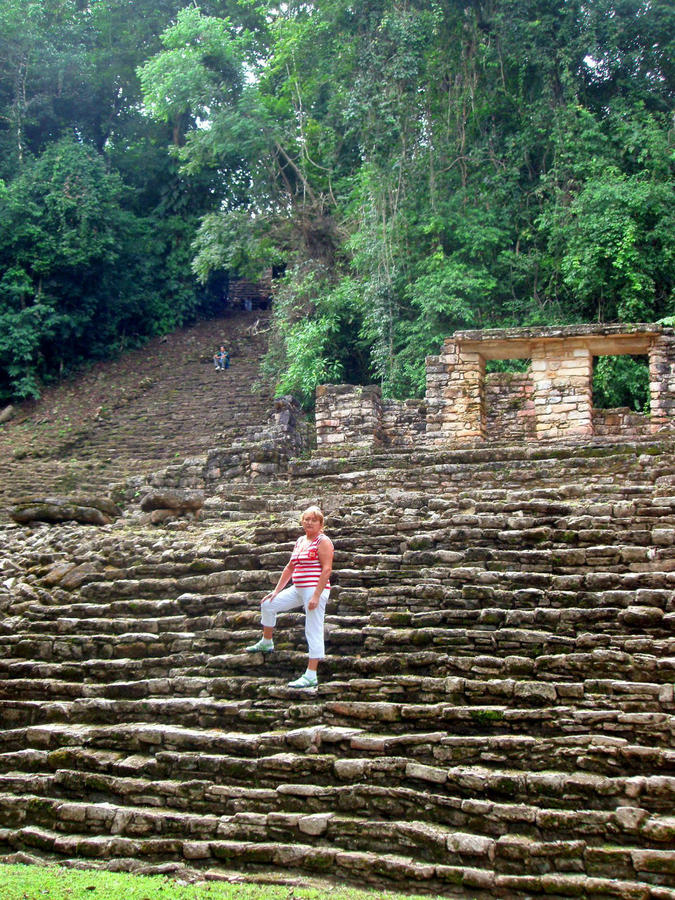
[0, 0, 248, 401]
[139, 0, 673, 406]
[0, 1, 673, 406]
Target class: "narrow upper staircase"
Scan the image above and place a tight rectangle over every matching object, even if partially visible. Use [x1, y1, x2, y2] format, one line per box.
[0, 436, 673, 898]
[0, 310, 273, 516]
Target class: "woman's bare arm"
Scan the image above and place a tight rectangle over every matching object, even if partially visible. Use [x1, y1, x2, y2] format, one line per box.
[308, 538, 333, 610]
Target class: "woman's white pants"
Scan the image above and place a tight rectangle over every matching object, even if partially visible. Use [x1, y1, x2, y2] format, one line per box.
[260, 585, 329, 658]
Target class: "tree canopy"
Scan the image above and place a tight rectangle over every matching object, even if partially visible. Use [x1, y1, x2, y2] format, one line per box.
[0, 0, 249, 400]
[0, 0, 673, 407]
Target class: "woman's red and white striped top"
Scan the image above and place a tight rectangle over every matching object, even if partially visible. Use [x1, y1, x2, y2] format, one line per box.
[291, 534, 330, 588]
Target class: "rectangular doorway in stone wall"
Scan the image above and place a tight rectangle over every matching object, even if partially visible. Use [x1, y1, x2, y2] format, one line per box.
[485, 358, 536, 443]
[592, 354, 651, 438]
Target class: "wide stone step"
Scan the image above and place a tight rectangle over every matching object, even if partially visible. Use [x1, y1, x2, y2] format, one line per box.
[358, 571, 675, 607]
[10, 822, 672, 899]
[0, 697, 280, 733]
[363, 607, 674, 639]
[337, 549, 675, 583]
[1, 623, 673, 684]
[1, 739, 673, 817]
[16, 592, 256, 622]
[294, 467, 660, 500]
[367, 601, 675, 628]
[1, 673, 672, 720]
[1, 693, 673, 746]
[334, 520, 675, 554]
[361, 626, 675, 657]
[1, 793, 674, 893]
[0, 639, 673, 690]
[10, 576, 673, 632]
[4, 722, 674, 780]
[325, 485, 666, 521]
[292, 441, 664, 476]
[8, 600, 672, 644]
[74, 571, 273, 602]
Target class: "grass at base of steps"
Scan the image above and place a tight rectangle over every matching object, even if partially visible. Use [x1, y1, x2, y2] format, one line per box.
[0, 864, 433, 900]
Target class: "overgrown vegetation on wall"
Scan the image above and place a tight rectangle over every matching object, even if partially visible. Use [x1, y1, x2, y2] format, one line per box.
[0, 1, 673, 407]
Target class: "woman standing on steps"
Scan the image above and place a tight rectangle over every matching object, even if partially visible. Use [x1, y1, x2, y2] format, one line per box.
[246, 506, 333, 689]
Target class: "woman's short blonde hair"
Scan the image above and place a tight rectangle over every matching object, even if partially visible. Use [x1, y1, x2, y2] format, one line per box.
[301, 505, 324, 526]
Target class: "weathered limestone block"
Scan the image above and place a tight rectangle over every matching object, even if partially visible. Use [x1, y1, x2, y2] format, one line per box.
[183, 842, 211, 860]
[631, 848, 675, 876]
[641, 816, 675, 843]
[138, 489, 204, 525]
[58, 562, 102, 591]
[614, 807, 650, 833]
[9, 495, 121, 526]
[298, 813, 332, 835]
[619, 606, 665, 628]
[140, 489, 204, 513]
[334, 759, 366, 779]
[446, 831, 496, 861]
[652, 529, 675, 546]
[41, 562, 78, 587]
[513, 681, 557, 704]
[405, 762, 447, 784]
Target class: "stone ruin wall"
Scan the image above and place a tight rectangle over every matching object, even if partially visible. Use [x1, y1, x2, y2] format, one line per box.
[314, 386, 426, 450]
[484, 372, 536, 442]
[591, 407, 654, 438]
[649, 330, 675, 427]
[316, 325, 675, 451]
[381, 398, 427, 448]
[485, 372, 654, 442]
[314, 384, 383, 449]
[316, 374, 655, 449]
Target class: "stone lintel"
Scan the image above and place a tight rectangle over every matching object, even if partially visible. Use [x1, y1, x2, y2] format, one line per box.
[450, 324, 663, 361]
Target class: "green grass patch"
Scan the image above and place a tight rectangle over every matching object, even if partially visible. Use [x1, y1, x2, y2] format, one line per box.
[0, 864, 431, 900]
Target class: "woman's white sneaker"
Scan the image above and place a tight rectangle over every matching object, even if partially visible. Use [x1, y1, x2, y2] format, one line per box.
[287, 673, 318, 689]
[245, 638, 274, 653]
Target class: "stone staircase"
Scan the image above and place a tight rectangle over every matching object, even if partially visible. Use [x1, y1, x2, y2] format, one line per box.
[0, 437, 674, 897]
[0, 310, 273, 517]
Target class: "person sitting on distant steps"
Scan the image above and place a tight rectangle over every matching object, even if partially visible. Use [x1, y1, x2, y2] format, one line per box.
[213, 346, 229, 370]
[246, 506, 334, 689]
